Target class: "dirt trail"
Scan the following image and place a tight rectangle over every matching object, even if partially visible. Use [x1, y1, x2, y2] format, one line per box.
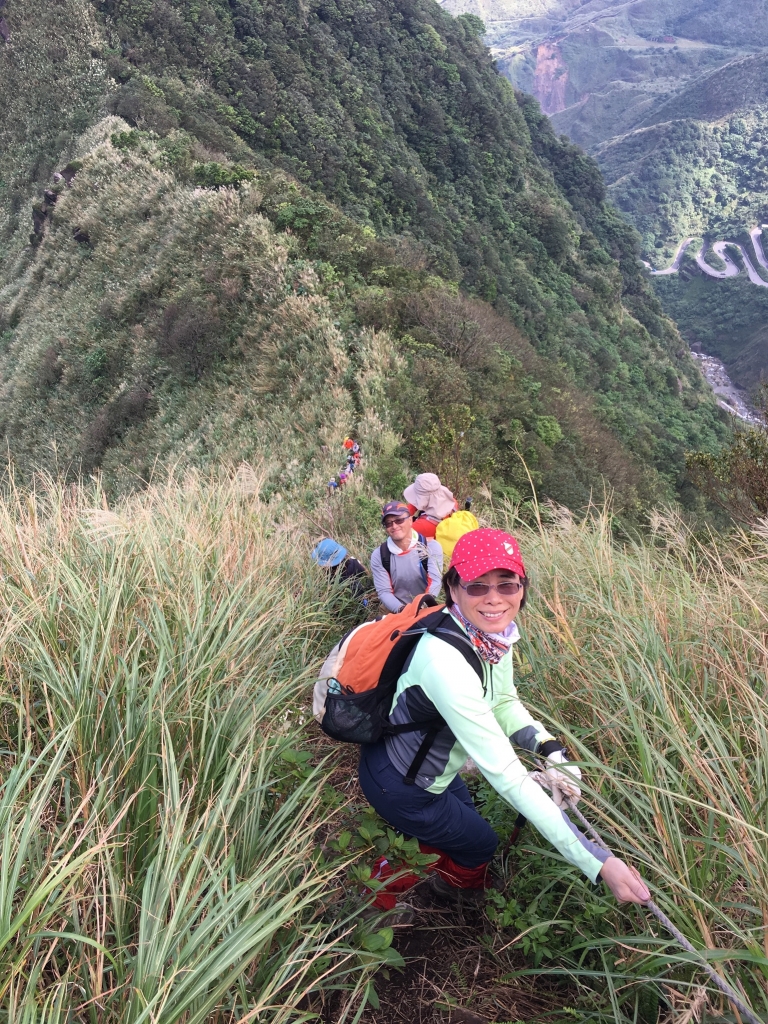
[358, 894, 565, 1024]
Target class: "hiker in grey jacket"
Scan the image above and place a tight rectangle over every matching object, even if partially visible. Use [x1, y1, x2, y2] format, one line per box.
[371, 501, 443, 613]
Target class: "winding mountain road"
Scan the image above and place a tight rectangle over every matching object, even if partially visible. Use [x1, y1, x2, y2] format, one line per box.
[648, 228, 768, 287]
[750, 227, 768, 272]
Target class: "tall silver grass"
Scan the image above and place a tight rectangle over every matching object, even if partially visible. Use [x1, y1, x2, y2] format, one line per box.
[498, 501, 768, 1019]
[0, 469, 369, 1021]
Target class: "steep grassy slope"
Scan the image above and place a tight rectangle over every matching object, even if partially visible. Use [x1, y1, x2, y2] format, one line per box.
[0, 0, 107, 233]
[4, 471, 768, 1023]
[0, 469, 387, 1022]
[0, 120, 363, 494]
[0, 0, 727, 505]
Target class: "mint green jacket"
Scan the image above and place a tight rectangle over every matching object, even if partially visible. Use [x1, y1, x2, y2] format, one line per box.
[384, 613, 609, 881]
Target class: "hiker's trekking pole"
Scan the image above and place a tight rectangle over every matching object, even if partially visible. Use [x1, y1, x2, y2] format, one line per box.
[528, 771, 765, 1024]
[567, 797, 764, 1024]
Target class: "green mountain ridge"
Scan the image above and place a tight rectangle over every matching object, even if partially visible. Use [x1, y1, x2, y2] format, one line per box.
[436, 0, 768, 250]
[436, 0, 768, 390]
[640, 51, 768, 126]
[0, 0, 726, 507]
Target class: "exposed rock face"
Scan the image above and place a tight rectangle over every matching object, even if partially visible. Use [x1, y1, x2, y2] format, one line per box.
[61, 160, 83, 184]
[533, 42, 568, 115]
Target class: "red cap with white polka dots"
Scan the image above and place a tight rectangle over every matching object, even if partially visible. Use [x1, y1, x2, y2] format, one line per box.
[449, 528, 526, 581]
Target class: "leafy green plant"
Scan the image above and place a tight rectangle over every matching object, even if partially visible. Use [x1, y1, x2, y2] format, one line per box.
[192, 162, 255, 189]
[485, 847, 614, 966]
[111, 129, 145, 150]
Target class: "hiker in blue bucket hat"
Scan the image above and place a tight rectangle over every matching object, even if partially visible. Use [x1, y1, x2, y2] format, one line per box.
[311, 538, 369, 600]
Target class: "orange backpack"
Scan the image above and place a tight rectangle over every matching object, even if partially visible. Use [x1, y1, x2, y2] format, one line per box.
[313, 595, 482, 782]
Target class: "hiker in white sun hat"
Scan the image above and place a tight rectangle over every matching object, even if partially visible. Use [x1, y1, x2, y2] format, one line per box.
[403, 473, 458, 539]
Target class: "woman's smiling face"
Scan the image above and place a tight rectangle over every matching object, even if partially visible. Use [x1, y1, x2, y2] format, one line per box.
[449, 568, 523, 632]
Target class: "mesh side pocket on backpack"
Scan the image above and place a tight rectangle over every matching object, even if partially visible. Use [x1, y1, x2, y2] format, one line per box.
[321, 689, 389, 744]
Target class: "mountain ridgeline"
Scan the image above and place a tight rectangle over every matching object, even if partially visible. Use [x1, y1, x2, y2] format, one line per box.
[435, 0, 768, 398]
[0, 0, 726, 507]
[436, 0, 768, 254]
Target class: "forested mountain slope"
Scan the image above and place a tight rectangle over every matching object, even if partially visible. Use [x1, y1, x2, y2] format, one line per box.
[599, 53, 768, 252]
[435, 0, 768, 390]
[437, 0, 768, 255]
[0, 0, 725, 505]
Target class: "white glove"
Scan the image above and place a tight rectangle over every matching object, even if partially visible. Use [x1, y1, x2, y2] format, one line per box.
[544, 749, 582, 808]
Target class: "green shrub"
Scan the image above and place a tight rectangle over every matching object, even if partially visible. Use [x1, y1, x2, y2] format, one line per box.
[193, 161, 255, 189]
[83, 345, 109, 380]
[80, 386, 154, 471]
[37, 345, 62, 388]
[534, 415, 563, 447]
[159, 297, 226, 378]
[111, 129, 145, 150]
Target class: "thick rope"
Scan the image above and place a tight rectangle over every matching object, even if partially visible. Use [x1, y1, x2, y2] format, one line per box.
[529, 772, 764, 1024]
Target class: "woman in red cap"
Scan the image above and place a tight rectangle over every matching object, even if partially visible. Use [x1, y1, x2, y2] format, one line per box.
[359, 528, 650, 908]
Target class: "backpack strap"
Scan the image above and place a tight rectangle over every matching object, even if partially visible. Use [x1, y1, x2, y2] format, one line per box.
[424, 612, 483, 670]
[417, 533, 429, 585]
[394, 611, 484, 785]
[379, 541, 391, 577]
[403, 724, 443, 785]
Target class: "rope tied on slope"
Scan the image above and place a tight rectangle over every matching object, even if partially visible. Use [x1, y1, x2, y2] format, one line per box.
[527, 771, 765, 1024]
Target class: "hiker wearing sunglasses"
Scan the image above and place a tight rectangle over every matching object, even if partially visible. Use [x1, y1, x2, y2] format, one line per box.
[370, 501, 443, 613]
[359, 528, 650, 908]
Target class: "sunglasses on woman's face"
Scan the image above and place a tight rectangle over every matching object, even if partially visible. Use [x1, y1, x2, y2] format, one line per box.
[459, 580, 523, 597]
[384, 516, 411, 528]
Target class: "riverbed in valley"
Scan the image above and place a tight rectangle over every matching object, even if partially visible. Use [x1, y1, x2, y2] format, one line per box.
[690, 351, 762, 426]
